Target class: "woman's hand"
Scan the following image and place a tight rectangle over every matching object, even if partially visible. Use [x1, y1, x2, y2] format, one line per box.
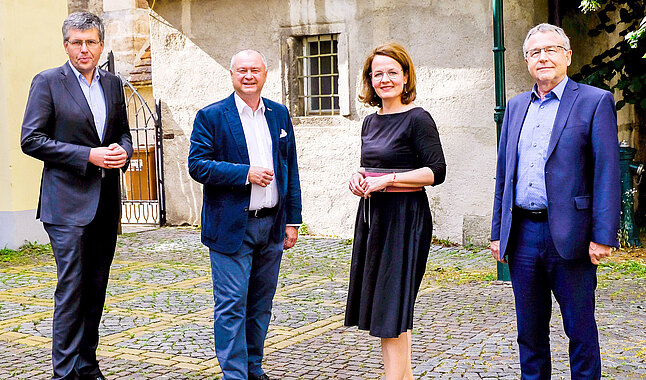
[349, 172, 366, 197]
[360, 174, 393, 197]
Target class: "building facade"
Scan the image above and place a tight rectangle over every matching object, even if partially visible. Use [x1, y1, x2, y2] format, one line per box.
[145, 0, 559, 244]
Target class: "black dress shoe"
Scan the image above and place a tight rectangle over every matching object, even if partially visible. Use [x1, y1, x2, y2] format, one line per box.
[249, 374, 270, 380]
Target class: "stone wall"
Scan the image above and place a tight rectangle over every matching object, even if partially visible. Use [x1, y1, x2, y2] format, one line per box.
[100, 0, 150, 77]
[68, 0, 103, 14]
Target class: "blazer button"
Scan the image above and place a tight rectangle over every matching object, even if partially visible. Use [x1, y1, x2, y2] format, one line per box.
[243, 207, 249, 212]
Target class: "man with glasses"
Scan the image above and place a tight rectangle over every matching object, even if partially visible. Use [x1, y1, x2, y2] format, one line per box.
[21, 11, 132, 380]
[490, 23, 620, 379]
[188, 50, 302, 380]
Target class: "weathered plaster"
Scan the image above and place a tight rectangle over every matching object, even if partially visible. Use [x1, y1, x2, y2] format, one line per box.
[145, 0, 631, 244]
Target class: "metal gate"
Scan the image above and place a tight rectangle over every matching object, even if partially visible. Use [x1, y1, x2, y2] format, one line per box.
[101, 52, 166, 226]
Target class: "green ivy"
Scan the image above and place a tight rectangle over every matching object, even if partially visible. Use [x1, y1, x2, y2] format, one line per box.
[572, 0, 646, 112]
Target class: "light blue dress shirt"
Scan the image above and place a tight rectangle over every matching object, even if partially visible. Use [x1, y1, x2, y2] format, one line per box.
[515, 77, 568, 210]
[68, 61, 107, 141]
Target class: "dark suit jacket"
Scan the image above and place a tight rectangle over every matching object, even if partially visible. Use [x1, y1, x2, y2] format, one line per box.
[491, 79, 620, 260]
[21, 63, 133, 226]
[188, 93, 302, 254]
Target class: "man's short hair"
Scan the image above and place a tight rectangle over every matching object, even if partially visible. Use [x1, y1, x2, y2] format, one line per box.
[522, 23, 571, 55]
[229, 50, 268, 71]
[62, 12, 104, 42]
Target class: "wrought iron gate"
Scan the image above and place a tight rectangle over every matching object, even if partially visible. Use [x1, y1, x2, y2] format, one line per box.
[101, 52, 166, 226]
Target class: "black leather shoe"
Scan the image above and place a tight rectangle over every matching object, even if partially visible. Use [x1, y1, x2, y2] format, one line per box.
[249, 374, 270, 380]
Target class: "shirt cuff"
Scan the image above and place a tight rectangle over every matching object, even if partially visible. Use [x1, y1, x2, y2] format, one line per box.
[286, 224, 301, 228]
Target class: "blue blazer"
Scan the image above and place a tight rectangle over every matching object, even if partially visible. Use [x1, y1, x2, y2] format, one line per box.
[188, 93, 302, 254]
[21, 63, 133, 226]
[491, 79, 620, 260]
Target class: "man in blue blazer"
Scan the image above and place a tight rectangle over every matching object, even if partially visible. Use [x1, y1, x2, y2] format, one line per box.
[21, 12, 132, 380]
[490, 24, 620, 379]
[188, 50, 302, 380]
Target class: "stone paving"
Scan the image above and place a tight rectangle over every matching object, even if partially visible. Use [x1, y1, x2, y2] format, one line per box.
[0, 226, 644, 379]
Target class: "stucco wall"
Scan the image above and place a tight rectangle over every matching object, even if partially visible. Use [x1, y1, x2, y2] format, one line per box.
[0, 0, 68, 248]
[147, 0, 550, 244]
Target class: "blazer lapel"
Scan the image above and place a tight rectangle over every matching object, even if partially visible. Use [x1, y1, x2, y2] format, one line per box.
[508, 92, 532, 167]
[98, 69, 112, 142]
[263, 98, 279, 167]
[60, 64, 101, 142]
[546, 80, 578, 159]
[224, 95, 250, 164]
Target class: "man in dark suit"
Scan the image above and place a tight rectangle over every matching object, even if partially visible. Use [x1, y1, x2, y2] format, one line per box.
[20, 12, 132, 380]
[490, 23, 620, 379]
[188, 49, 302, 380]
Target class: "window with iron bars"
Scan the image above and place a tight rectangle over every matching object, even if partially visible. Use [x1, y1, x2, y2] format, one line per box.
[297, 34, 340, 116]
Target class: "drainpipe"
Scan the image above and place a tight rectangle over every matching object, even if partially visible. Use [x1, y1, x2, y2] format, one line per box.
[493, 0, 511, 281]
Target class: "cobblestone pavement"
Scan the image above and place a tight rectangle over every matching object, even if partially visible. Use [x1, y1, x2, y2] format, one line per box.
[0, 227, 644, 379]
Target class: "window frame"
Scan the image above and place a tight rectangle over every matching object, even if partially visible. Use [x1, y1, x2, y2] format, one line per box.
[281, 24, 350, 118]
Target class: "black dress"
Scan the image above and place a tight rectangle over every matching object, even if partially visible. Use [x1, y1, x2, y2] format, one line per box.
[344, 107, 446, 338]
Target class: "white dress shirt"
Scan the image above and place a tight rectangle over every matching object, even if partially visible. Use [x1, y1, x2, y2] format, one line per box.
[234, 93, 278, 210]
[68, 61, 106, 141]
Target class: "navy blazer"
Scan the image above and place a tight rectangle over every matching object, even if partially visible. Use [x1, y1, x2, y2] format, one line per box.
[491, 79, 620, 260]
[21, 63, 133, 226]
[188, 93, 302, 254]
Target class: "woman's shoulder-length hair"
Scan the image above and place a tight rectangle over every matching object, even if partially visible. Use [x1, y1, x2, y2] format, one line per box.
[358, 42, 417, 108]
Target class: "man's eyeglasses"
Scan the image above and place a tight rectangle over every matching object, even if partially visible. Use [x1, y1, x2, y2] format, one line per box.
[525, 45, 567, 60]
[66, 39, 101, 48]
[370, 70, 402, 82]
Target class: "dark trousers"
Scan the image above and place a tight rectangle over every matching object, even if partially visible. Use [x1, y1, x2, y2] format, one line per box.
[209, 215, 283, 380]
[44, 188, 118, 380]
[508, 214, 601, 380]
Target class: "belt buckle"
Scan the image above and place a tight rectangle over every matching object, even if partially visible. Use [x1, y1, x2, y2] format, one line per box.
[251, 209, 260, 218]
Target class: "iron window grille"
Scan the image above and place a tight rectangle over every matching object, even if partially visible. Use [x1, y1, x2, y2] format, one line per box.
[297, 34, 340, 116]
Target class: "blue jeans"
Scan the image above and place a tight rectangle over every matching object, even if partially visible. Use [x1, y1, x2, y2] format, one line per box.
[209, 215, 283, 380]
[508, 215, 600, 380]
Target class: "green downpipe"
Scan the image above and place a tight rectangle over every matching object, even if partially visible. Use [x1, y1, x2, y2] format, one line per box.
[493, 0, 511, 281]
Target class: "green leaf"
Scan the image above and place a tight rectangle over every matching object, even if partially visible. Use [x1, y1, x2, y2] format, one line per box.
[629, 78, 644, 92]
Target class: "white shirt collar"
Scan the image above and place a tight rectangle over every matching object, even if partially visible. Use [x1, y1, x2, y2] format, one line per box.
[67, 61, 100, 85]
[234, 92, 265, 116]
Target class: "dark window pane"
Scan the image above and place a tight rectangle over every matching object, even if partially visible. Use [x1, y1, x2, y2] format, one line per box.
[320, 56, 332, 75]
[320, 77, 332, 96]
[309, 56, 319, 76]
[320, 40, 331, 55]
[310, 97, 319, 111]
[309, 77, 320, 95]
[308, 41, 318, 56]
[320, 96, 331, 110]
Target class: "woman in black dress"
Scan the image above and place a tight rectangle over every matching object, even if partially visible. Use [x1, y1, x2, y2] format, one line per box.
[345, 43, 446, 379]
